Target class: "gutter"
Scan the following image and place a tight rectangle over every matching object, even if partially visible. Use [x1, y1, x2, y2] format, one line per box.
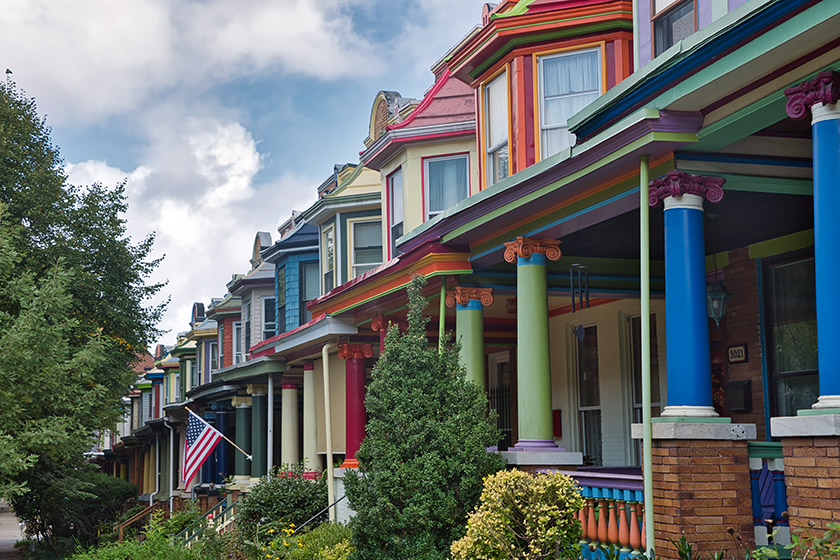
[164, 418, 175, 517]
[149, 433, 160, 506]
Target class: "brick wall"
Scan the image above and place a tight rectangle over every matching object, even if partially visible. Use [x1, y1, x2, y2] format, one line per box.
[221, 316, 234, 368]
[781, 436, 840, 531]
[721, 248, 768, 438]
[650, 439, 753, 559]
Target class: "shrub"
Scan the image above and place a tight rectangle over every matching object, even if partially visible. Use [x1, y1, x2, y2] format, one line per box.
[236, 462, 327, 542]
[261, 522, 352, 560]
[68, 511, 199, 560]
[344, 275, 505, 560]
[450, 469, 584, 559]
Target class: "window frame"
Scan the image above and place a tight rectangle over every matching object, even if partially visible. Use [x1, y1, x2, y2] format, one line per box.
[348, 218, 383, 279]
[300, 260, 320, 325]
[217, 323, 225, 369]
[321, 225, 335, 294]
[651, 0, 697, 59]
[482, 68, 511, 188]
[209, 341, 219, 373]
[233, 321, 243, 364]
[276, 266, 286, 334]
[387, 167, 404, 260]
[261, 295, 276, 341]
[189, 358, 198, 389]
[422, 153, 470, 221]
[243, 299, 252, 358]
[535, 45, 603, 160]
[575, 324, 602, 466]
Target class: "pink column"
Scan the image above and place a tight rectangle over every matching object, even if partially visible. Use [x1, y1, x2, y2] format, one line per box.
[338, 343, 373, 468]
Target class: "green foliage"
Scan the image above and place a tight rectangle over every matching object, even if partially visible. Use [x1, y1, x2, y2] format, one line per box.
[0, 80, 164, 549]
[450, 469, 584, 559]
[344, 275, 505, 560]
[68, 511, 200, 560]
[261, 522, 353, 560]
[236, 463, 328, 542]
[752, 522, 840, 560]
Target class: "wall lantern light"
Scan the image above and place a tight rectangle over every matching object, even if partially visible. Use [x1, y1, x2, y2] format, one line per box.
[706, 281, 730, 327]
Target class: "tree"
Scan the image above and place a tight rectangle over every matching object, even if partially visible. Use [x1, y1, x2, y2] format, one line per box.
[344, 276, 505, 560]
[0, 81, 165, 550]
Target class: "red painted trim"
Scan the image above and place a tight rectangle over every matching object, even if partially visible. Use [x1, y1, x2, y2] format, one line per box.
[250, 313, 328, 357]
[606, 41, 616, 89]
[387, 69, 452, 131]
[523, 55, 536, 167]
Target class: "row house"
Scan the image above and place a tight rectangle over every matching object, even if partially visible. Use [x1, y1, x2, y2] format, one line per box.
[102, 0, 840, 557]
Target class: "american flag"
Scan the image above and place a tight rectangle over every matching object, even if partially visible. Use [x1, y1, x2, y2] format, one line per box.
[181, 409, 223, 486]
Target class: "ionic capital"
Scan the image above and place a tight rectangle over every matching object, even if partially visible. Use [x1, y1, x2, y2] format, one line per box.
[648, 170, 725, 207]
[338, 343, 374, 361]
[503, 237, 562, 263]
[445, 286, 494, 308]
[231, 396, 252, 408]
[784, 70, 840, 120]
[246, 384, 267, 396]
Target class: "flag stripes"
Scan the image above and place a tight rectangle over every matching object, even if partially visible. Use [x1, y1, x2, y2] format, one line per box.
[181, 409, 223, 486]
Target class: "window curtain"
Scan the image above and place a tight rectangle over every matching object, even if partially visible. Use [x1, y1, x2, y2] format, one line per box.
[354, 221, 382, 265]
[428, 157, 467, 213]
[541, 50, 600, 156]
[486, 74, 508, 148]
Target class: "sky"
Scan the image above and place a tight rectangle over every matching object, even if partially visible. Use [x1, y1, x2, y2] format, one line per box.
[2, 0, 487, 348]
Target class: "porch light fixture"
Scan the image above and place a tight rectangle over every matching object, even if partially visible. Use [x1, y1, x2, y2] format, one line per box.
[706, 281, 730, 327]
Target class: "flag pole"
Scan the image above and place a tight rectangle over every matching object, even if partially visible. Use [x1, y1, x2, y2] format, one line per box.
[185, 406, 252, 461]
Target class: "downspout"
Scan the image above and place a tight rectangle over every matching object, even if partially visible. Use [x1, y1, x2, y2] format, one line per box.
[149, 433, 160, 507]
[632, 0, 640, 72]
[267, 373, 274, 472]
[639, 155, 655, 555]
[322, 342, 338, 522]
[164, 418, 175, 518]
[438, 278, 446, 354]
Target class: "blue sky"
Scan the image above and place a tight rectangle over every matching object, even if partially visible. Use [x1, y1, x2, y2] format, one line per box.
[3, 0, 487, 346]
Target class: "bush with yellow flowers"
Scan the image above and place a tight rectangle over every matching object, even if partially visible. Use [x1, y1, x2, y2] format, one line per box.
[261, 522, 352, 560]
[450, 469, 584, 560]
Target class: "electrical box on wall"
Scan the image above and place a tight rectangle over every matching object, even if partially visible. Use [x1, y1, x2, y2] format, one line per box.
[724, 380, 752, 411]
[552, 409, 562, 438]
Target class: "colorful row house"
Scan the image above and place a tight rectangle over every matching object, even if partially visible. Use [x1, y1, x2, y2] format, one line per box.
[100, 0, 840, 557]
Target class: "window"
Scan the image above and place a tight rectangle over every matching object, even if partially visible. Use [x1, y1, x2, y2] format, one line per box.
[424, 154, 468, 219]
[654, 0, 695, 57]
[538, 48, 601, 158]
[577, 325, 602, 466]
[301, 261, 319, 325]
[233, 322, 243, 364]
[630, 315, 661, 465]
[243, 299, 252, 357]
[217, 323, 225, 369]
[488, 352, 512, 451]
[277, 267, 286, 334]
[484, 72, 509, 186]
[174, 372, 181, 402]
[322, 226, 335, 293]
[190, 359, 198, 389]
[209, 342, 219, 373]
[164, 375, 170, 404]
[351, 220, 383, 278]
[262, 296, 276, 341]
[141, 392, 151, 424]
[388, 169, 403, 258]
[766, 255, 818, 417]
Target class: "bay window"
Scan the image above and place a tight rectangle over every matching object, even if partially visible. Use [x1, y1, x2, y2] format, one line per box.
[538, 48, 601, 158]
[484, 72, 509, 186]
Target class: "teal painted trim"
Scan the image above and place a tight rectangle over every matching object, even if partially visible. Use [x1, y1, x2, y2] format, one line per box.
[684, 92, 788, 152]
[712, 0, 728, 22]
[650, 416, 732, 423]
[797, 408, 840, 416]
[713, 174, 812, 196]
[747, 441, 782, 459]
[518, 253, 547, 266]
[755, 257, 772, 441]
[457, 300, 483, 311]
[490, 0, 535, 19]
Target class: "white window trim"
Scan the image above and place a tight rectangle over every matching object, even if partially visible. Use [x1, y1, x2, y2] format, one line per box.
[261, 295, 276, 341]
[322, 224, 335, 294]
[348, 217, 383, 279]
[483, 70, 509, 187]
[387, 168, 403, 259]
[423, 154, 469, 221]
[233, 321, 243, 364]
[537, 46, 602, 160]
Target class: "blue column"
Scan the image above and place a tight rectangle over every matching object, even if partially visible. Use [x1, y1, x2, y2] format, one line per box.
[649, 171, 724, 417]
[215, 409, 230, 483]
[812, 102, 840, 407]
[200, 413, 216, 484]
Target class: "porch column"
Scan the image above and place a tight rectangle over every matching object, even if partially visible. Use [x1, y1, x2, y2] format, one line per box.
[784, 70, 840, 408]
[370, 315, 388, 355]
[281, 382, 300, 465]
[232, 396, 252, 481]
[770, 72, 840, 536]
[503, 236, 562, 450]
[214, 404, 231, 483]
[302, 361, 318, 470]
[200, 413, 216, 484]
[446, 286, 494, 388]
[649, 171, 725, 417]
[248, 384, 268, 479]
[338, 343, 373, 468]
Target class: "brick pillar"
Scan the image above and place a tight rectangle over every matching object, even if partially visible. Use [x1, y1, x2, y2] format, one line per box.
[779, 436, 840, 531]
[634, 422, 756, 560]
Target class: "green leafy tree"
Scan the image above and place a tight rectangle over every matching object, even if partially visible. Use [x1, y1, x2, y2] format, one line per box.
[344, 275, 505, 560]
[0, 81, 165, 550]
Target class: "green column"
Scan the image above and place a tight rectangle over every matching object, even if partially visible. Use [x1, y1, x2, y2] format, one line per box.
[234, 399, 251, 479]
[457, 303, 485, 388]
[251, 392, 267, 479]
[504, 237, 561, 450]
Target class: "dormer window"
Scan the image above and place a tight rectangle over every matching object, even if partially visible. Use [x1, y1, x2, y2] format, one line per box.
[484, 71, 509, 186]
[538, 48, 602, 158]
[388, 169, 403, 258]
[654, 0, 695, 57]
[424, 154, 468, 220]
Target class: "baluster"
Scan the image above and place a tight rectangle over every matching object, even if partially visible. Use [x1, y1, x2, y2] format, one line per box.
[607, 488, 619, 545]
[579, 486, 591, 559]
[629, 495, 641, 555]
[619, 489, 631, 554]
[772, 464, 788, 527]
[587, 488, 599, 544]
[597, 488, 608, 544]
[750, 467, 762, 526]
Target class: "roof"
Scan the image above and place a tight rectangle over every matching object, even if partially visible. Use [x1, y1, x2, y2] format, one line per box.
[262, 221, 319, 264]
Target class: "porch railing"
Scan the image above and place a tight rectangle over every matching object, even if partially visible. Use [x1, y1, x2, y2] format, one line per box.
[748, 441, 790, 555]
[550, 467, 646, 559]
[176, 494, 240, 548]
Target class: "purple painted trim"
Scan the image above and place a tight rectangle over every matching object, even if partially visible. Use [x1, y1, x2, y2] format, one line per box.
[400, 111, 702, 253]
[547, 468, 644, 492]
[639, 0, 652, 68]
[728, 0, 748, 11]
[784, 70, 840, 120]
[699, 0, 713, 30]
[509, 438, 563, 452]
[648, 169, 725, 206]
